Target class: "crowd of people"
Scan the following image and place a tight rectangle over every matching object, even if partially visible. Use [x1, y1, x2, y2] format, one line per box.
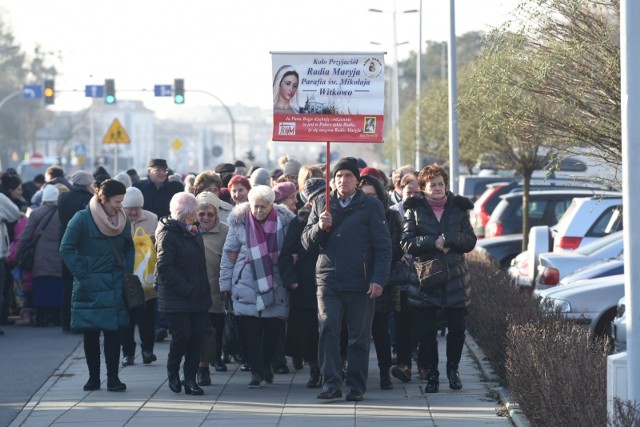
[0, 154, 476, 401]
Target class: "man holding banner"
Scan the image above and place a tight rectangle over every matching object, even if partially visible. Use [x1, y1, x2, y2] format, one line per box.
[302, 157, 391, 402]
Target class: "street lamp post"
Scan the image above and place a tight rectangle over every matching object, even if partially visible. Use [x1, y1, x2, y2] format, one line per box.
[369, 4, 417, 170]
[415, 0, 423, 171]
[189, 89, 236, 161]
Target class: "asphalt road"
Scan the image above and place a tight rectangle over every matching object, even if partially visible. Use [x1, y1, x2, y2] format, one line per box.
[0, 324, 82, 426]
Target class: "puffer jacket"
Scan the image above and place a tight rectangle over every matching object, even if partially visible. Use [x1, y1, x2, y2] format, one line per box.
[155, 217, 211, 313]
[401, 192, 477, 309]
[59, 206, 133, 331]
[219, 203, 294, 319]
[301, 189, 391, 292]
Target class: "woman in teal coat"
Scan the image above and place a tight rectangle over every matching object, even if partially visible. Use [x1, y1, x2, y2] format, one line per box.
[60, 179, 134, 392]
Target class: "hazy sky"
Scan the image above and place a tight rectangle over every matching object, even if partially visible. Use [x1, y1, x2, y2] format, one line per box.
[2, 0, 519, 113]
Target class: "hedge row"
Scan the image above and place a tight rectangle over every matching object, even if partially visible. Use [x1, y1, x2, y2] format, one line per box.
[466, 250, 638, 426]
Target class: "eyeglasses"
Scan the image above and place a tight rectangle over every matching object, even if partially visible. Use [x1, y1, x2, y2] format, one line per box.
[198, 212, 216, 218]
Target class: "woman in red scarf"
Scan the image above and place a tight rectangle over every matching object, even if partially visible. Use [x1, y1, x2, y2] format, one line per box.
[400, 164, 477, 393]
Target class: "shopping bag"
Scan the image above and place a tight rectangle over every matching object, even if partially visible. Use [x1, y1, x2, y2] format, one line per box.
[133, 226, 157, 291]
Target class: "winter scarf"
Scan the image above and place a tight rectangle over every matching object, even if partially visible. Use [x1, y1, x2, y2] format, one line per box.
[245, 207, 279, 311]
[89, 196, 126, 237]
[426, 195, 447, 222]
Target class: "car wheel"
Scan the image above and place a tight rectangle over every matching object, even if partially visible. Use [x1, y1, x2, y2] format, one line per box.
[594, 307, 617, 352]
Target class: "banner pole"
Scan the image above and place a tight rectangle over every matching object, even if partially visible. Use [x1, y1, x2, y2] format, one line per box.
[325, 141, 331, 214]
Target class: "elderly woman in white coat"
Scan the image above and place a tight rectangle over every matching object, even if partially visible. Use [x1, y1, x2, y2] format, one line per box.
[220, 185, 294, 388]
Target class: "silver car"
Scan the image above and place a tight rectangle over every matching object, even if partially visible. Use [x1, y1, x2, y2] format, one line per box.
[535, 231, 623, 290]
[612, 296, 626, 353]
[536, 274, 624, 339]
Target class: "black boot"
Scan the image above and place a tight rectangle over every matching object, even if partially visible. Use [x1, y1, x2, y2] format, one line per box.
[107, 375, 127, 392]
[183, 379, 204, 395]
[447, 368, 462, 390]
[380, 368, 394, 390]
[306, 367, 322, 389]
[83, 376, 101, 391]
[248, 372, 263, 388]
[84, 342, 101, 391]
[424, 370, 439, 394]
[197, 367, 212, 386]
[168, 372, 182, 393]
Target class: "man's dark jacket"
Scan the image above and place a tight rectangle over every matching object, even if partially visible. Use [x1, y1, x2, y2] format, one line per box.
[133, 178, 184, 218]
[302, 189, 391, 292]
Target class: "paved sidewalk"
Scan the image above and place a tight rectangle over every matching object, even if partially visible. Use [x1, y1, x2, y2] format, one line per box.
[10, 334, 511, 426]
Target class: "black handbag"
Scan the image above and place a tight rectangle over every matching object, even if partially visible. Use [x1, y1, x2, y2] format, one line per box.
[222, 296, 242, 355]
[107, 237, 145, 309]
[414, 254, 449, 291]
[17, 209, 56, 271]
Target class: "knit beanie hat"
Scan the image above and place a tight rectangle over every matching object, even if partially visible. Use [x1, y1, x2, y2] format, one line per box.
[41, 184, 60, 203]
[283, 159, 302, 177]
[333, 157, 360, 181]
[250, 168, 271, 187]
[273, 182, 297, 203]
[303, 178, 326, 201]
[360, 167, 382, 181]
[122, 186, 144, 208]
[195, 191, 220, 209]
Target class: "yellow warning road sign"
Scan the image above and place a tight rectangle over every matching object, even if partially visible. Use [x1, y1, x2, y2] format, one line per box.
[171, 138, 183, 150]
[102, 118, 131, 144]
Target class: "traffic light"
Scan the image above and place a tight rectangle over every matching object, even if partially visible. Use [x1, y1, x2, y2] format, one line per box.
[105, 79, 116, 104]
[174, 79, 184, 104]
[43, 80, 55, 105]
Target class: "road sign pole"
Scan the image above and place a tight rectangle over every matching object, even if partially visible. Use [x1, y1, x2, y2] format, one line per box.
[115, 143, 119, 173]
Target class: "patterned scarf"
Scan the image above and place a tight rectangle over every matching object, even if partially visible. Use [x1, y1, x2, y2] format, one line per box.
[245, 207, 279, 304]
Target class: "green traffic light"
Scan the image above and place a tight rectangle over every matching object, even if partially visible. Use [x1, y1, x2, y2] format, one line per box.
[174, 94, 184, 104]
[105, 95, 116, 104]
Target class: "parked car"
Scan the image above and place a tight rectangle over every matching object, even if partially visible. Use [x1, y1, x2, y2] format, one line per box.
[510, 194, 623, 288]
[476, 233, 525, 269]
[471, 179, 609, 238]
[612, 296, 626, 353]
[458, 175, 513, 202]
[536, 274, 624, 340]
[559, 254, 624, 286]
[535, 231, 623, 291]
[484, 189, 602, 239]
[551, 194, 622, 251]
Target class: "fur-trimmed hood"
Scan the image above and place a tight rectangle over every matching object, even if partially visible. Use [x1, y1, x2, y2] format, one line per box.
[227, 202, 295, 226]
[403, 192, 473, 211]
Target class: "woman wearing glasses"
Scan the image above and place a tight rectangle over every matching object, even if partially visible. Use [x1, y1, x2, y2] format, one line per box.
[194, 191, 229, 385]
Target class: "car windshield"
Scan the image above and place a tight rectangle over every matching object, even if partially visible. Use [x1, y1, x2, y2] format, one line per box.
[575, 231, 623, 255]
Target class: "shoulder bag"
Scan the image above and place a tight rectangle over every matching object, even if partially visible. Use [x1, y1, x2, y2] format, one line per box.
[107, 237, 145, 309]
[414, 253, 449, 291]
[414, 221, 450, 291]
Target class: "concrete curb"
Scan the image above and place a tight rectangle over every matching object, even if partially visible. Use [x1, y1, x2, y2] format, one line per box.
[465, 336, 531, 427]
